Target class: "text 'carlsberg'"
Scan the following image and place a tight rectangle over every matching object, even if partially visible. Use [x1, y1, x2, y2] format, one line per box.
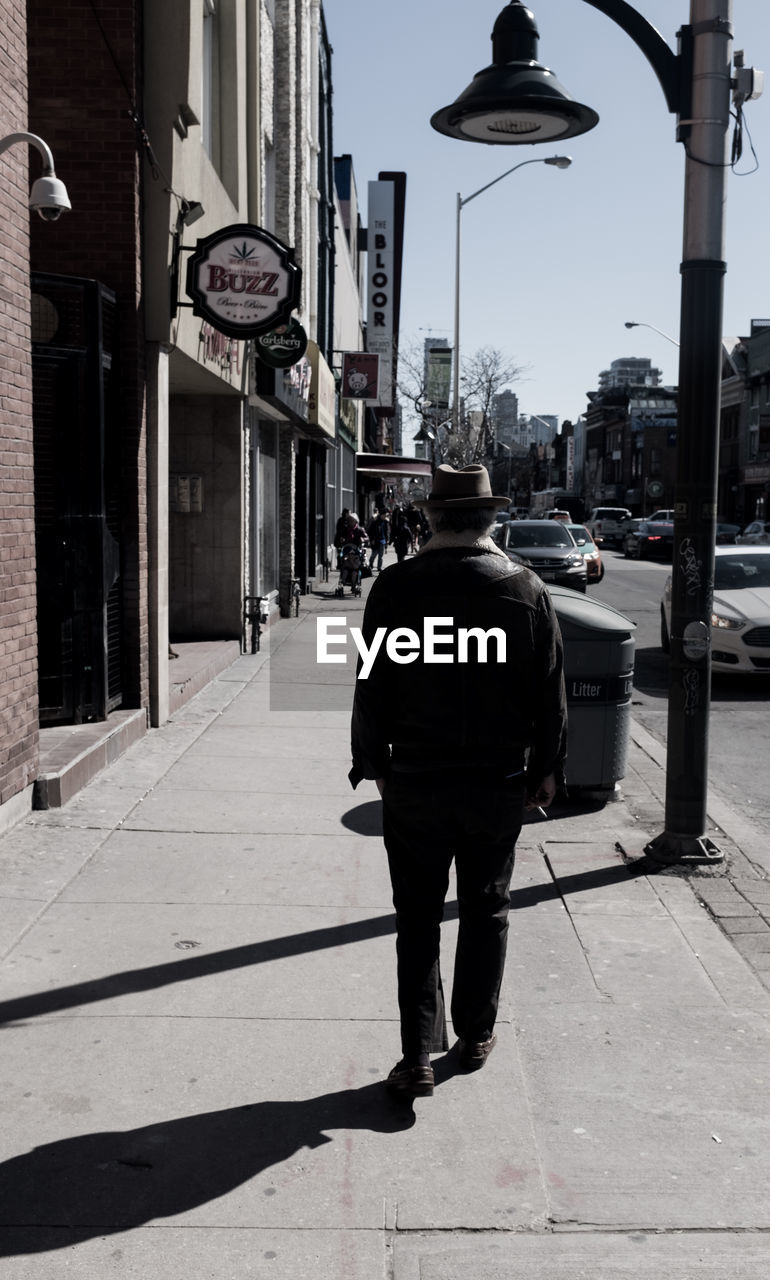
[316, 617, 507, 680]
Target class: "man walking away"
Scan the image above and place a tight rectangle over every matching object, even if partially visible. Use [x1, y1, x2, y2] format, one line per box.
[349, 464, 567, 1100]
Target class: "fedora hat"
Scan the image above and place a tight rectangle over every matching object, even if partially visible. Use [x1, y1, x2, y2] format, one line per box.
[416, 464, 508, 510]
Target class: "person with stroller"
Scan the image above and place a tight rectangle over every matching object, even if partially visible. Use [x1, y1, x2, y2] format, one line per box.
[334, 512, 369, 597]
[335, 510, 367, 570]
[342, 512, 368, 550]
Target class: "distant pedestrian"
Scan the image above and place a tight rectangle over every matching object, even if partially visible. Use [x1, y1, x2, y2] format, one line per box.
[405, 503, 423, 551]
[350, 464, 567, 1101]
[334, 508, 351, 550]
[390, 507, 413, 562]
[367, 511, 389, 571]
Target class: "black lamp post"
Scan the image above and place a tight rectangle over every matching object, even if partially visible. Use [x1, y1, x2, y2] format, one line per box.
[432, 1, 762, 865]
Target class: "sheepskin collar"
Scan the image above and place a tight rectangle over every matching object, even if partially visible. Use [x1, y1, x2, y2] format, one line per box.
[417, 531, 507, 558]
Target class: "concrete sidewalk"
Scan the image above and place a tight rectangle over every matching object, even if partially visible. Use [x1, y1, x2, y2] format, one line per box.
[1, 568, 770, 1277]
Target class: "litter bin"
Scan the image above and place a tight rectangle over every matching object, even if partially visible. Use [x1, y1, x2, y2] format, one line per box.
[549, 586, 636, 795]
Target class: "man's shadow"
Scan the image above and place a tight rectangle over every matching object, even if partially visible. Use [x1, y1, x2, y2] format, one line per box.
[0, 1083, 413, 1256]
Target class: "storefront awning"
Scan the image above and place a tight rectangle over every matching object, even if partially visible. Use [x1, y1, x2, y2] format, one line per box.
[356, 453, 432, 478]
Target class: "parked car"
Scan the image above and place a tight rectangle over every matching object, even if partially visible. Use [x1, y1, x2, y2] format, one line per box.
[623, 519, 674, 560]
[565, 523, 604, 582]
[494, 520, 587, 592]
[716, 521, 742, 544]
[737, 520, 770, 545]
[661, 546, 770, 673]
[585, 507, 633, 548]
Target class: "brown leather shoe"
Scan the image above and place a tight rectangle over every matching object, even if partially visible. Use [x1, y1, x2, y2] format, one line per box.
[458, 1034, 497, 1071]
[386, 1060, 434, 1098]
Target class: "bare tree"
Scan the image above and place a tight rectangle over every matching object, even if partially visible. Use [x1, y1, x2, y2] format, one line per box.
[395, 338, 434, 429]
[461, 346, 526, 463]
[396, 338, 525, 470]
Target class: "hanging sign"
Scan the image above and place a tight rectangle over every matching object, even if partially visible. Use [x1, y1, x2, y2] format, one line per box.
[185, 223, 302, 340]
[341, 352, 380, 402]
[256, 318, 308, 369]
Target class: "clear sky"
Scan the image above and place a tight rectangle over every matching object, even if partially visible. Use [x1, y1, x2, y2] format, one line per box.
[323, 0, 769, 434]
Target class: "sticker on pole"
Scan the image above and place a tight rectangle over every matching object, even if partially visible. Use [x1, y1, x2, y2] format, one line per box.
[185, 223, 302, 340]
[682, 620, 710, 661]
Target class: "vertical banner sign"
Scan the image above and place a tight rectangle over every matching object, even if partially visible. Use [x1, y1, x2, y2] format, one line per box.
[566, 435, 575, 492]
[367, 181, 395, 410]
[427, 347, 452, 408]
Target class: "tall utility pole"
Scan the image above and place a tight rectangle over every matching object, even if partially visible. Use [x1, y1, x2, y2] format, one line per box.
[645, 0, 733, 864]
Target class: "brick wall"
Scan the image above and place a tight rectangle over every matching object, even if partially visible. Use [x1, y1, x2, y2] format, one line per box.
[27, 0, 149, 711]
[0, 0, 39, 806]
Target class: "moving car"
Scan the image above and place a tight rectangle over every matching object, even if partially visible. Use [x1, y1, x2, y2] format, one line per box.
[620, 518, 645, 556]
[660, 545, 770, 673]
[648, 508, 675, 522]
[622, 518, 674, 560]
[585, 507, 632, 548]
[565, 523, 604, 582]
[736, 520, 770, 545]
[494, 520, 587, 592]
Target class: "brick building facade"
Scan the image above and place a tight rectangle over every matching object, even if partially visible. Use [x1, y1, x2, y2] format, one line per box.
[0, 0, 37, 814]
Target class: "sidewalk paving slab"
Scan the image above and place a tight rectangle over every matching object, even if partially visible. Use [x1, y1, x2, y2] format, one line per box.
[393, 1231, 770, 1279]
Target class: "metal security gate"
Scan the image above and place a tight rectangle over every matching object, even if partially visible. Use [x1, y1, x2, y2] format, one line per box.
[31, 274, 122, 724]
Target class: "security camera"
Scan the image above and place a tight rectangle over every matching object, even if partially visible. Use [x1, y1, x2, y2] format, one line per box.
[29, 173, 72, 221]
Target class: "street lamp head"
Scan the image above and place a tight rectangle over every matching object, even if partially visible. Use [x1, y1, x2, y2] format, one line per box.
[430, 1, 599, 145]
[625, 321, 639, 329]
[544, 155, 572, 169]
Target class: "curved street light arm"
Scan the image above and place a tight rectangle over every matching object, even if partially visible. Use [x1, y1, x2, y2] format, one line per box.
[581, 0, 685, 115]
[625, 320, 680, 347]
[460, 155, 568, 209]
[453, 155, 571, 430]
[0, 131, 56, 173]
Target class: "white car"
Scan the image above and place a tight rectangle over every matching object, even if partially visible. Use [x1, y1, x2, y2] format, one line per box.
[660, 546, 770, 673]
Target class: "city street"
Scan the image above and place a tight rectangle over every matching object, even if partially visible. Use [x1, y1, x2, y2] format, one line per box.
[588, 551, 770, 837]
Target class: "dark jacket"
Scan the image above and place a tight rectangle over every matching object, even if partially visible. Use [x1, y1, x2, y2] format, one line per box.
[367, 515, 389, 544]
[350, 541, 567, 789]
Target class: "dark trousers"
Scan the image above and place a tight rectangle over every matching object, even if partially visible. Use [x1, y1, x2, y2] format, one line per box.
[382, 769, 524, 1057]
